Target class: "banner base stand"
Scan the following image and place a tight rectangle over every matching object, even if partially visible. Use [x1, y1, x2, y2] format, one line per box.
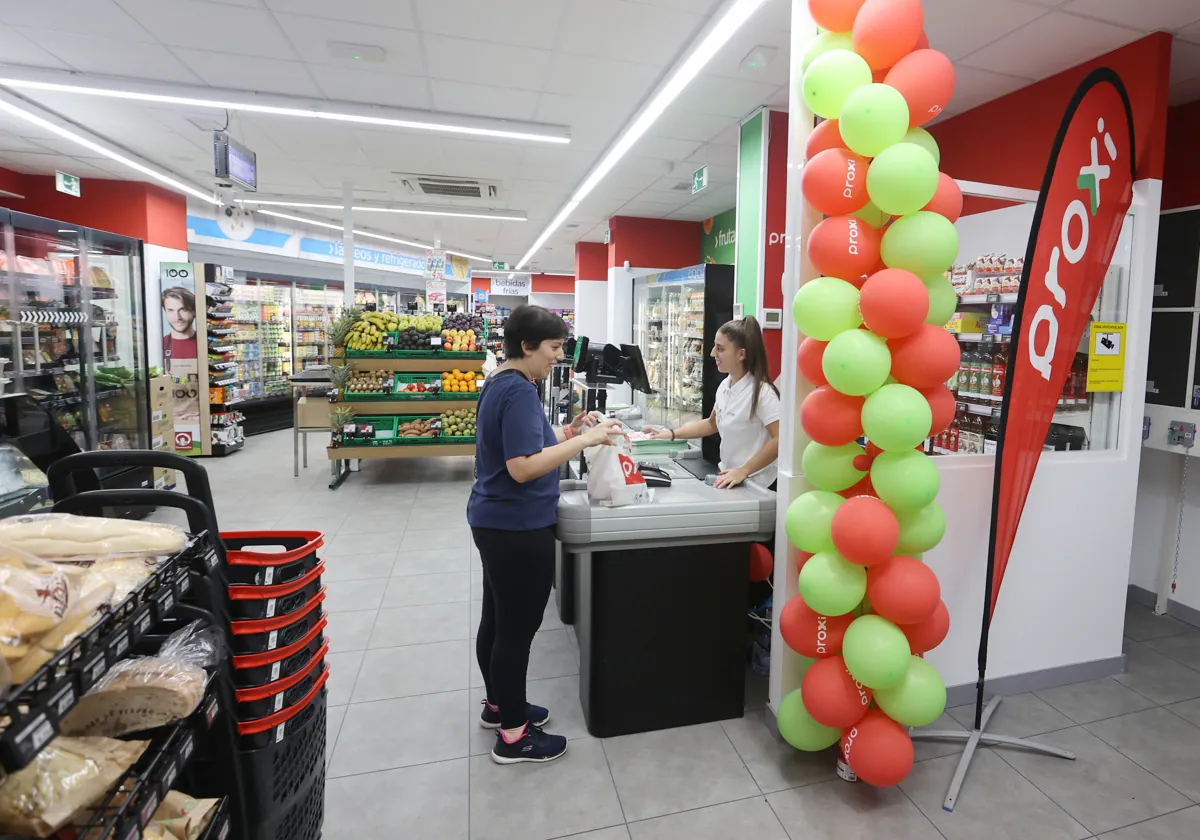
[910, 696, 1076, 812]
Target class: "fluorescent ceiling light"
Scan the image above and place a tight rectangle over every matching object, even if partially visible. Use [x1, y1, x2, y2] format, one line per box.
[238, 198, 526, 222]
[515, 0, 767, 269]
[0, 76, 570, 144]
[0, 93, 218, 205]
[256, 209, 491, 263]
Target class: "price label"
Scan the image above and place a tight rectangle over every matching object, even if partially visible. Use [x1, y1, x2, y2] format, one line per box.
[15, 713, 54, 758]
[161, 758, 178, 791]
[179, 731, 195, 763]
[204, 548, 219, 571]
[205, 695, 220, 727]
[275, 692, 285, 713]
[275, 722, 287, 743]
[140, 792, 160, 827]
[84, 652, 107, 687]
[430, 336, 441, 347]
[52, 684, 75, 718]
[263, 566, 276, 585]
[177, 570, 192, 595]
[982, 334, 995, 344]
[109, 629, 130, 661]
[265, 598, 277, 619]
[267, 630, 279, 650]
[476, 379, 485, 388]
[134, 607, 152, 639]
[156, 588, 175, 616]
[992, 408, 1003, 421]
[956, 402, 968, 412]
[218, 816, 230, 840]
[270, 661, 281, 682]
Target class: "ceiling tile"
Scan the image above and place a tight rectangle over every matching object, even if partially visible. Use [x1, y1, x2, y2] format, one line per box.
[114, 0, 298, 60]
[1179, 18, 1200, 43]
[342, 129, 445, 172]
[0, 136, 52, 154]
[1170, 73, 1200, 105]
[423, 36, 551, 91]
[1172, 39, 1200, 85]
[307, 64, 432, 109]
[517, 146, 594, 181]
[557, 0, 704, 66]
[0, 0, 154, 40]
[630, 136, 702, 161]
[20, 29, 203, 82]
[430, 80, 540, 121]
[272, 12, 424, 76]
[671, 75, 778, 118]
[543, 53, 663, 101]
[941, 65, 1034, 117]
[0, 26, 70, 69]
[414, 0, 567, 50]
[264, 0, 416, 29]
[921, 0, 1050, 61]
[435, 138, 526, 177]
[534, 95, 630, 150]
[1060, 0, 1200, 31]
[171, 49, 324, 97]
[648, 109, 734, 144]
[961, 12, 1139, 81]
[702, 1, 791, 86]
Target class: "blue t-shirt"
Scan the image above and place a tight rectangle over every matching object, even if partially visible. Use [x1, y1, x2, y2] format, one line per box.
[467, 371, 560, 531]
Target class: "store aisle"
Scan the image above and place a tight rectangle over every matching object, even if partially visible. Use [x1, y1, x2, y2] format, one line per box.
[192, 432, 1200, 840]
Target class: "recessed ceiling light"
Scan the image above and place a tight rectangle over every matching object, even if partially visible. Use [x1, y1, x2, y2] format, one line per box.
[740, 46, 776, 74]
[236, 197, 526, 221]
[328, 41, 387, 63]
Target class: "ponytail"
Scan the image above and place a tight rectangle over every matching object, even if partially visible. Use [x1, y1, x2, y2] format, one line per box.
[718, 316, 778, 420]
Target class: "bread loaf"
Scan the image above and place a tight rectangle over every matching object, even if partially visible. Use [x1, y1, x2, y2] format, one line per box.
[60, 657, 206, 737]
[9, 580, 114, 685]
[0, 514, 186, 559]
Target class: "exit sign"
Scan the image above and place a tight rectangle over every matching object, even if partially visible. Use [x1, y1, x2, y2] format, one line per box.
[492, 261, 508, 270]
[692, 165, 708, 195]
[55, 171, 80, 197]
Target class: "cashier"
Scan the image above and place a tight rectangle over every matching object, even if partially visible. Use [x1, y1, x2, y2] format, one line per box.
[647, 316, 780, 490]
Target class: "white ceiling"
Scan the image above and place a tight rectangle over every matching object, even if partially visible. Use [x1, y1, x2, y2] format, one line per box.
[0, 0, 1198, 271]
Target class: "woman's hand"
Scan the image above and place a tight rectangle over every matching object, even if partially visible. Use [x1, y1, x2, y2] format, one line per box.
[713, 467, 749, 489]
[642, 426, 675, 441]
[570, 411, 602, 435]
[581, 418, 625, 447]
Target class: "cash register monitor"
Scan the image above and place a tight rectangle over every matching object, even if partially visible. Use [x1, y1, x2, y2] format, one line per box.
[610, 343, 655, 395]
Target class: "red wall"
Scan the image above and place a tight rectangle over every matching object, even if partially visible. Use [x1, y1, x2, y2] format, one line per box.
[763, 109, 789, 381]
[930, 33, 1172, 215]
[575, 242, 607, 281]
[1164, 100, 1200, 210]
[607, 216, 701, 269]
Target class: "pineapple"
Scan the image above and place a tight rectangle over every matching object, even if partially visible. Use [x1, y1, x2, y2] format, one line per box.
[330, 405, 356, 446]
[329, 309, 362, 358]
[328, 363, 354, 400]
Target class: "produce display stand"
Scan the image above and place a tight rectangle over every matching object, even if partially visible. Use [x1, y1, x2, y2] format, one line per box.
[290, 369, 333, 477]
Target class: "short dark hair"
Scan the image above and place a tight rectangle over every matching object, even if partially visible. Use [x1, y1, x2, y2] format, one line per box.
[504, 305, 569, 358]
[162, 286, 195, 312]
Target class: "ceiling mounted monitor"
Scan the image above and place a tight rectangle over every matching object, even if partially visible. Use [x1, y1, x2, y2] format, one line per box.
[213, 131, 257, 193]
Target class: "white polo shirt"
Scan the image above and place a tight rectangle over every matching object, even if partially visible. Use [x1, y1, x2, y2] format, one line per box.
[713, 374, 781, 489]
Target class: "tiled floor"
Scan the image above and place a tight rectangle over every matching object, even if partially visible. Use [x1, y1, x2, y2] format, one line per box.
[186, 431, 1200, 839]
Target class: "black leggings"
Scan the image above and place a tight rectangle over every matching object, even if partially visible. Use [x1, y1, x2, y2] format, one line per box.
[473, 525, 556, 730]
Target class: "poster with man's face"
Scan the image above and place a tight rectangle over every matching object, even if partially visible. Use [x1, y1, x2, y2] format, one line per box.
[159, 263, 201, 456]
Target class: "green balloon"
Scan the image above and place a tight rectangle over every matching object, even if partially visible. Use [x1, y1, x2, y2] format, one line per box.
[792, 276, 862, 341]
[895, 501, 947, 554]
[801, 31, 854, 72]
[903, 127, 941, 165]
[803, 50, 873, 120]
[838, 83, 910, 158]
[874, 656, 948, 727]
[871, 450, 940, 513]
[842, 615, 912, 690]
[777, 688, 841, 751]
[882, 212, 960, 277]
[866, 143, 939, 217]
[852, 200, 890, 229]
[803, 441, 866, 492]
[822, 330, 891, 396]
[923, 274, 958, 326]
[799, 550, 867, 616]
[862, 384, 933, 452]
[785, 490, 844, 553]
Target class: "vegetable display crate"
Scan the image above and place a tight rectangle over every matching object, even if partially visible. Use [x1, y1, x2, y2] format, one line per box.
[440, 434, 478, 444]
[393, 373, 478, 400]
[338, 415, 400, 446]
[340, 387, 396, 401]
[341, 415, 445, 446]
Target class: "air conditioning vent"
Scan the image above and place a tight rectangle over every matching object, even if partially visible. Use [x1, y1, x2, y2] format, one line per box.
[396, 173, 502, 200]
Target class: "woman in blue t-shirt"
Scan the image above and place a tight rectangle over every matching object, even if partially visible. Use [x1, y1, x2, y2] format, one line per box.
[468, 305, 621, 765]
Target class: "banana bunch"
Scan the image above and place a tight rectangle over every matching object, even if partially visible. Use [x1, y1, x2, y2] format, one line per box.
[346, 311, 399, 351]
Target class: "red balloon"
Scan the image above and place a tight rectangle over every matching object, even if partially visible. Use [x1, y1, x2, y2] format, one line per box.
[900, 600, 950, 654]
[796, 550, 814, 573]
[866, 442, 884, 459]
[838, 473, 876, 499]
[885, 49, 955, 127]
[889, 324, 962, 389]
[780, 596, 853, 658]
[859, 269, 929, 339]
[867, 555, 941, 625]
[809, 216, 882, 284]
[921, 384, 955, 434]
[802, 386, 865, 446]
[923, 173, 964, 222]
[798, 338, 828, 387]
[916, 30, 929, 50]
[832, 496, 899, 566]
[841, 709, 915, 786]
[853, 0, 924, 71]
[807, 119, 847, 160]
[808, 0, 867, 32]
[802, 656, 873, 729]
[801, 148, 870, 217]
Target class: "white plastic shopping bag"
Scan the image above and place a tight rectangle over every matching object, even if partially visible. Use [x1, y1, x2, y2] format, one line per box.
[584, 437, 651, 507]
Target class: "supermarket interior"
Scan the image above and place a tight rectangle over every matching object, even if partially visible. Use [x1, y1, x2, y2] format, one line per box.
[4, 0, 1200, 838]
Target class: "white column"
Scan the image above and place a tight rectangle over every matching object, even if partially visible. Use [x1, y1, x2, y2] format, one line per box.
[343, 181, 355, 309]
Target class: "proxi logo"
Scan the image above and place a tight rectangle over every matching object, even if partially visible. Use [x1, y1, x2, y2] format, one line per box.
[842, 158, 859, 199]
[815, 615, 828, 655]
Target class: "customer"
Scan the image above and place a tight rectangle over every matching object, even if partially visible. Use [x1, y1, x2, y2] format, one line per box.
[647, 316, 780, 490]
[468, 305, 622, 765]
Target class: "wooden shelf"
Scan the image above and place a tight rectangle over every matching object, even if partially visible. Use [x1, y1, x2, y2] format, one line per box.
[327, 444, 476, 460]
[347, 357, 484, 372]
[340, 399, 478, 413]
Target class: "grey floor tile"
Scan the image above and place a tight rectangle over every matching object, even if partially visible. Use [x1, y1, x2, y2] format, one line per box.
[1086, 707, 1200, 800]
[382, 572, 471, 607]
[273, 512, 349, 534]
[603, 722, 760, 822]
[470, 675, 592, 756]
[472, 629, 578, 687]
[393, 547, 471, 576]
[326, 650, 365, 707]
[900, 751, 1089, 840]
[471, 568, 483, 599]
[721, 711, 838, 794]
[996, 726, 1191, 834]
[910, 711, 969, 762]
[322, 553, 397, 583]
[1035, 678, 1158, 725]
[628, 796, 787, 840]
[370, 602, 470, 648]
[554, 829, 630, 840]
[326, 609, 377, 653]
[338, 510, 412, 535]
[327, 705, 345, 764]
[1142, 631, 1200, 671]
[400, 527, 473, 552]
[1167, 696, 1200, 726]
[1115, 641, 1200, 704]
[1098, 806, 1200, 838]
[407, 511, 469, 531]
[325, 577, 388, 613]
[324, 759, 468, 840]
[948, 693, 1075, 739]
[351, 640, 470, 702]
[540, 597, 566, 632]
[325, 531, 405, 556]
[469, 739, 624, 840]
[328, 691, 469, 777]
[767, 779, 943, 839]
[1124, 604, 1192, 643]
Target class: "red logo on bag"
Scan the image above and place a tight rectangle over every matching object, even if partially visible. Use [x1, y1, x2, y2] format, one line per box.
[174, 432, 193, 451]
[618, 454, 646, 485]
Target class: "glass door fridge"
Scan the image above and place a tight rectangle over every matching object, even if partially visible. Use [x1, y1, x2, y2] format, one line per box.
[293, 282, 334, 371]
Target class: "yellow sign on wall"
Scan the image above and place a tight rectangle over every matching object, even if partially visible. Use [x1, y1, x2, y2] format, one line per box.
[1086, 322, 1126, 392]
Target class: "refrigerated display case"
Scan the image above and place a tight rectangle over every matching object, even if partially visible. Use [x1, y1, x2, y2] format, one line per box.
[632, 264, 734, 466]
[0, 209, 152, 492]
[259, 280, 292, 397]
[294, 283, 337, 371]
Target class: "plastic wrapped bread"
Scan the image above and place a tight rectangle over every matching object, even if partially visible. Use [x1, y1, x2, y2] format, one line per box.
[0, 549, 76, 669]
[143, 792, 219, 840]
[0, 514, 186, 561]
[8, 579, 115, 686]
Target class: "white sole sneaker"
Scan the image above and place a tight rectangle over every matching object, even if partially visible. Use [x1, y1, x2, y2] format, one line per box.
[490, 741, 568, 765]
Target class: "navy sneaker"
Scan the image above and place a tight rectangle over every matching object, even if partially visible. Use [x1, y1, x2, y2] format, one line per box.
[480, 699, 550, 729]
[491, 724, 568, 765]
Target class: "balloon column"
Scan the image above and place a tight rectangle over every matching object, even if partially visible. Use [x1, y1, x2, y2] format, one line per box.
[778, 0, 959, 787]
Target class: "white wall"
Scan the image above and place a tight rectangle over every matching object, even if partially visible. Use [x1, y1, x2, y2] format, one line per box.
[530, 292, 574, 310]
[143, 243, 189, 370]
[954, 202, 1037, 261]
[574, 281, 609, 345]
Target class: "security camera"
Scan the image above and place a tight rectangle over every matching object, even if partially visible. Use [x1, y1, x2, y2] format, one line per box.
[224, 206, 235, 218]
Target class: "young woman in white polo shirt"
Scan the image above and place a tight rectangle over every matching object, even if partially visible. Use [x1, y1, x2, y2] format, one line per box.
[647, 316, 781, 490]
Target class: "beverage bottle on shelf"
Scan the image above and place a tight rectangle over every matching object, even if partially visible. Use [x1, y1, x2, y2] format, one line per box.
[979, 348, 995, 399]
[992, 346, 1008, 399]
[984, 418, 999, 455]
[967, 348, 982, 397]
[948, 412, 961, 454]
[968, 414, 985, 454]
[957, 345, 970, 394]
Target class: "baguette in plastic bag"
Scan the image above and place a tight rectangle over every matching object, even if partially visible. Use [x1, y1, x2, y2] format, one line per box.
[0, 514, 186, 561]
[0, 545, 76, 669]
